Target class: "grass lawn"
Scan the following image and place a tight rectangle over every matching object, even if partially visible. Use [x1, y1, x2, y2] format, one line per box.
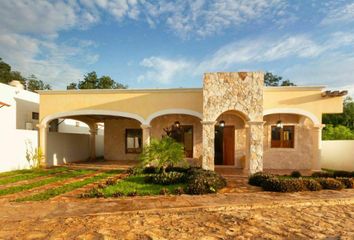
[15, 169, 124, 202]
[98, 175, 186, 197]
[0, 169, 95, 196]
[0, 167, 69, 185]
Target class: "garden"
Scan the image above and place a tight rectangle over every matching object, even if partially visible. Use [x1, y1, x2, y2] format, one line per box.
[82, 137, 227, 198]
[248, 170, 354, 192]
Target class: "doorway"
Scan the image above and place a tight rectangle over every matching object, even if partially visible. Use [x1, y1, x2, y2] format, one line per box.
[214, 126, 235, 165]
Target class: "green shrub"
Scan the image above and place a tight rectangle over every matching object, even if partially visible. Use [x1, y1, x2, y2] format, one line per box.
[311, 171, 334, 178]
[127, 167, 142, 175]
[185, 168, 226, 195]
[142, 166, 158, 174]
[332, 170, 354, 178]
[127, 191, 138, 196]
[144, 171, 186, 185]
[316, 178, 344, 190]
[174, 187, 185, 195]
[336, 178, 354, 188]
[112, 191, 124, 197]
[165, 166, 190, 173]
[81, 187, 104, 198]
[248, 172, 274, 186]
[290, 171, 302, 178]
[159, 188, 169, 195]
[139, 137, 187, 172]
[261, 178, 308, 192]
[260, 177, 282, 192]
[302, 179, 322, 191]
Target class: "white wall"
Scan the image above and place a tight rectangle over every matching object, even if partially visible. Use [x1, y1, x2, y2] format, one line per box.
[0, 129, 38, 172]
[321, 140, 354, 171]
[46, 132, 90, 166]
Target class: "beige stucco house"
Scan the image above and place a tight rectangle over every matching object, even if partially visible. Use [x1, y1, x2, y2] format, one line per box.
[38, 72, 346, 174]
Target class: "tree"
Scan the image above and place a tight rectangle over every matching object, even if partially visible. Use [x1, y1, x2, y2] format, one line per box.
[67, 71, 127, 90]
[323, 97, 354, 130]
[322, 124, 354, 140]
[0, 58, 26, 85]
[26, 74, 52, 92]
[264, 72, 296, 86]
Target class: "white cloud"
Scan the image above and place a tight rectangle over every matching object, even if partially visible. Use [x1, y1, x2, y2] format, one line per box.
[321, 2, 354, 25]
[138, 57, 192, 84]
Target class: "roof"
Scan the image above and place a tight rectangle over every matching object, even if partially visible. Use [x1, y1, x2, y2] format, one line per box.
[0, 101, 10, 108]
[37, 86, 328, 95]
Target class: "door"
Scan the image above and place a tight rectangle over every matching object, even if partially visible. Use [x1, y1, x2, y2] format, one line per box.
[223, 126, 235, 165]
[214, 126, 235, 165]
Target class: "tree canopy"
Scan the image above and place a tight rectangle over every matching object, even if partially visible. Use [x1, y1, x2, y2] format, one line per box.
[66, 71, 127, 90]
[264, 72, 296, 86]
[0, 57, 52, 92]
[323, 97, 354, 130]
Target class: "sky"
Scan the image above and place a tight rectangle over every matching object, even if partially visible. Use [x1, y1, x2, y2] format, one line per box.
[0, 0, 354, 96]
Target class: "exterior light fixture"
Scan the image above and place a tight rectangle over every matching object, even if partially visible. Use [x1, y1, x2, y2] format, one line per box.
[219, 120, 225, 128]
[174, 121, 180, 128]
[276, 114, 283, 129]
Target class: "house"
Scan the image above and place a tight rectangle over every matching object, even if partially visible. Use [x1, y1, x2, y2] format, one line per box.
[0, 82, 103, 172]
[37, 72, 346, 174]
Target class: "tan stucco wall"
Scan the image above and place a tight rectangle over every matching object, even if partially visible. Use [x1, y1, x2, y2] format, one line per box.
[150, 114, 202, 165]
[321, 140, 354, 171]
[263, 114, 314, 170]
[104, 118, 141, 161]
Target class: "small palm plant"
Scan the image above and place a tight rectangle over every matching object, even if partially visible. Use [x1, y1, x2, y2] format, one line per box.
[139, 137, 186, 173]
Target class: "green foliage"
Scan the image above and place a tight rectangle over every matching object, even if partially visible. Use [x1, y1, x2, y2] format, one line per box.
[290, 171, 302, 178]
[311, 171, 334, 178]
[322, 124, 354, 140]
[336, 178, 354, 188]
[0, 58, 25, 85]
[26, 74, 51, 92]
[67, 71, 127, 90]
[323, 97, 354, 131]
[248, 172, 274, 186]
[261, 178, 307, 192]
[315, 178, 344, 190]
[264, 72, 296, 87]
[144, 171, 186, 185]
[185, 168, 227, 195]
[25, 140, 44, 169]
[302, 179, 322, 191]
[139, 137, 186, 172]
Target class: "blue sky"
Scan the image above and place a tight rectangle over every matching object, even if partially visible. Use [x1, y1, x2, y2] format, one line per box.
[0, 0, 354, 95]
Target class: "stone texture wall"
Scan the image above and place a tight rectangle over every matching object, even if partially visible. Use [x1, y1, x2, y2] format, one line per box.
[150, 114, 202, 166]
[263, 114, 313, 170]
[104, 118, 141, 161]
[203, 72, 264, 173]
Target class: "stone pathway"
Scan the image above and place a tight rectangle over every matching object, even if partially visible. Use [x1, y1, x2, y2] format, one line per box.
[0, 190, 353, 239]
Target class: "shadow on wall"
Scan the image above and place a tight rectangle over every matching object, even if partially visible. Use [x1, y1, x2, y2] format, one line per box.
[46, 132, 90, 166]
[15, 98, 39, 130]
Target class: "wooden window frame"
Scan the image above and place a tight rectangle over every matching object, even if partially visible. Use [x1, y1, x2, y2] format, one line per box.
[271, 125, 295, 148]
[125, 129, 142, 154]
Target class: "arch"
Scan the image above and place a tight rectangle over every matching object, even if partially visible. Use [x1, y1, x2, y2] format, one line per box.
[263, 108, 320, 125]
[215, 109, 250, 122]
[41, 109, 146, 127]
[146, 108, 203, 125]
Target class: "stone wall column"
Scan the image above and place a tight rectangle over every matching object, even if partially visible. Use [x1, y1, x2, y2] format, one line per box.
[246, 121, 265, 175]
[141, 124, 151, 147]
[89, 124, 97, 161]
[38, 124, 48, 167]
[201, 121, 217, 170]
[312, 124, 324, 171]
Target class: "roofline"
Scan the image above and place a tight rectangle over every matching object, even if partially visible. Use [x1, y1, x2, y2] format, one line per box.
[38, 86, 329, 95]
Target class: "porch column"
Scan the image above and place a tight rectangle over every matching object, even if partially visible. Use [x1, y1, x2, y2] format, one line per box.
[246, 121, 265, 175]
[89, 124, 97, 161]
[312, 124, 324, 171]
[141, 124, 151, 147]
[38, 124, 48, 167]
[201, 121, 217, 170]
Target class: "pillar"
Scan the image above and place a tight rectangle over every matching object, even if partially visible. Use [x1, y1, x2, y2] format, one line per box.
[312, 124, 324, 171]
[246, 121, 265, 175]
[201, 121, 217, 170]
[38, 124, 48, 167]
[89, 124, 97, 161]
[141, 124, 151, 147]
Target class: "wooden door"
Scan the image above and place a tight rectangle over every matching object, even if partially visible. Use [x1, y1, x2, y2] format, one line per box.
[223, 126, 235, 165]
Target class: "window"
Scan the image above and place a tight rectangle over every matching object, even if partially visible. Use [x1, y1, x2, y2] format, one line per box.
[32, 112, 39, 120]
[125, 129, 142, 153]
[271, 126, 294, 148]
[170, 125, 193, 158]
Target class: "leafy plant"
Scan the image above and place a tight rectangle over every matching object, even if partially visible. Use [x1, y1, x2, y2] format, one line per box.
[139, 137, 187, 173]
[25, 140, 44, 169]
[336, 178, 354, 188]
[315, 178, 344, 190]
[185, 168, 226, 195]
[248, 172, 274, 186]
[302, 179, 322, 191]
[144, 171, 186, 185]
[290, 171, 302, 178]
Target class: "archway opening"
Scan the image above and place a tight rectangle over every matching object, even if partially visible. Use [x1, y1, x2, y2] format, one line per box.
[214, 110, 247, 167]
